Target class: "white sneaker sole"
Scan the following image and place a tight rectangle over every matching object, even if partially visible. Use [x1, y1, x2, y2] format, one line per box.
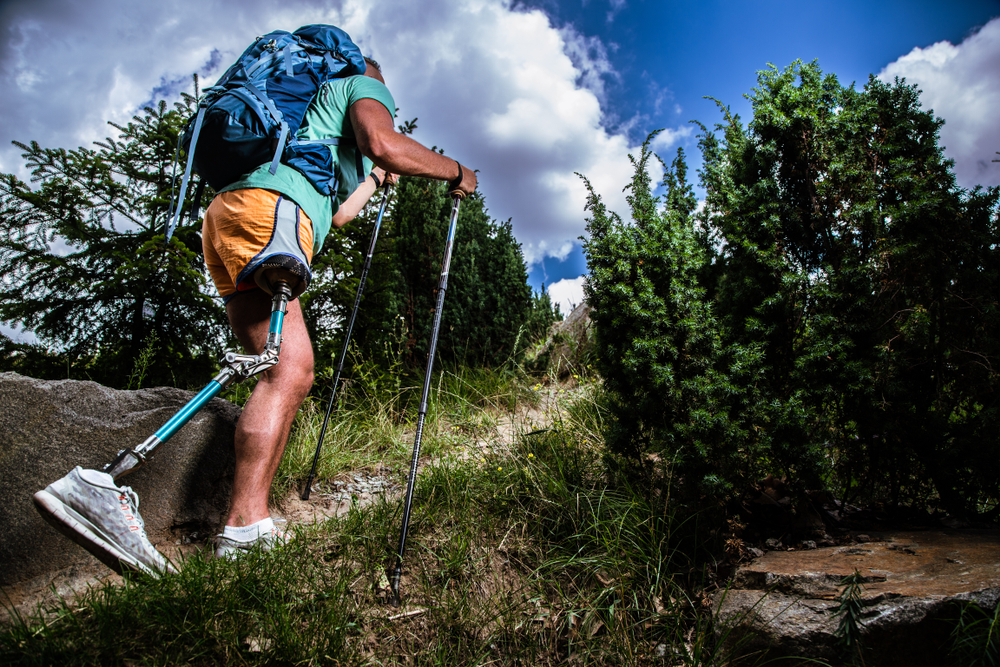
[33, 490, 172, 577]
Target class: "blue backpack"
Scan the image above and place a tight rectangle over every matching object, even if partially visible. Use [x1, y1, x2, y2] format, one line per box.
[167, 24, 367, 240]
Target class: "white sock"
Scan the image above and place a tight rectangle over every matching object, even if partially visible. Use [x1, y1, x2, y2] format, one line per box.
[222, 517, 274, 541]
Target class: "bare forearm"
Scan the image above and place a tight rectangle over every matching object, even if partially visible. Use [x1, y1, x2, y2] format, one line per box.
[332, 174, 378, 228]
[331, 167, 397, 228]
[350, 99, 477, 195]
[363, 131, 461, 181]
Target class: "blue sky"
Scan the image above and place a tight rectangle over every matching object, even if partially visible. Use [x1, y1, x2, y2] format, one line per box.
[521, 0, 1000, 305]
[1, 0, 998, 327]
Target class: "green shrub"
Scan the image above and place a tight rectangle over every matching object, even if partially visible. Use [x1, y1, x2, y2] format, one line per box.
[582, 138, 753, 498]
[344, 178, 533, 370]
[583, 61, 1000, 512]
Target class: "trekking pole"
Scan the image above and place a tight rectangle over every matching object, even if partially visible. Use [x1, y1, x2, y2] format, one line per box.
[390, 192, 463, 607]
[302, 185, 393, 500]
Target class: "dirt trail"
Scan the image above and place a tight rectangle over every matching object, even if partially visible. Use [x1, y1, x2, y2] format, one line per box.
[278, 382, 576, 527]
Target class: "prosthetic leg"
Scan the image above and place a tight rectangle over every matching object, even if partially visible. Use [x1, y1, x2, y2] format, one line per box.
[105, 274, 296, 480]
[33, 270, 299, 577]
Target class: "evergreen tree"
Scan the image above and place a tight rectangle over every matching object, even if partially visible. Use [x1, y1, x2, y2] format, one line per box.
[298, 192, 371, 373]
[584, 61, 1000, 512]
[387, 177, 532, 367]
[524, 283, 562, 344]
[341, 175, 533, 370]
[0, 98, 223, 388]
[698, 61, 1000, 510]
[583, 138, 749, 494]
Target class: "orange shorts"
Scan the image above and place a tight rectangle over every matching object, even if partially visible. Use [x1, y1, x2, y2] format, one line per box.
[202, 189, 314, 301]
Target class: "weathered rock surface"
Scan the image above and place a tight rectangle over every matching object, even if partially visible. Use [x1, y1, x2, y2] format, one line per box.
[529, 302, 592, 378]
[714, 530, 1000, 665]
[0, 372, 239, 592]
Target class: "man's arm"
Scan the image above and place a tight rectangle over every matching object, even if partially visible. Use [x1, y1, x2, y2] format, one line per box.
[331, 166, 397, 228]
[349, 98, 477, 196]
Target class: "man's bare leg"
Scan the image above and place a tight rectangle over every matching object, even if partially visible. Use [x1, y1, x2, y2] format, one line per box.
[224, 288, 314, 527]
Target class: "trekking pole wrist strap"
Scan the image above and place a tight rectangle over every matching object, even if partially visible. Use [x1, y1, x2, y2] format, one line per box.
[448, 161, 463, 191]
[370, 171, 382, 188]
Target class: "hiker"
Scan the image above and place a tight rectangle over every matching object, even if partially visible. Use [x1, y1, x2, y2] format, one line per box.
[33, 49, 477, 575]
[205, 57, 476, 558]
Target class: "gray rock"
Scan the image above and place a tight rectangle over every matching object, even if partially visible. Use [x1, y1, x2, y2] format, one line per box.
[528, 302, 593, 379]
[0, 372, 239, 587]
[714, 530, 1000, 665]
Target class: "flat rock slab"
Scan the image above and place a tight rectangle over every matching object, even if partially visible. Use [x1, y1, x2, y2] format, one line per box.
[715, 531, 1000, 666]
[736, 531, 1000, 598]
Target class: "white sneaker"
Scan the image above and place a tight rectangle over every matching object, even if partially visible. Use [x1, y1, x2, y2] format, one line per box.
[33, 467, 174, 577]
[213, 520, 289, 559]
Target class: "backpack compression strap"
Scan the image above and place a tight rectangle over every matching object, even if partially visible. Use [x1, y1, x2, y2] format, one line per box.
[238, 80, 290, 176]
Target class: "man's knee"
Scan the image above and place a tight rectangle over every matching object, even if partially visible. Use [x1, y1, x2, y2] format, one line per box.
[296, 366, 315, 399]
[277, 350, 313, 400]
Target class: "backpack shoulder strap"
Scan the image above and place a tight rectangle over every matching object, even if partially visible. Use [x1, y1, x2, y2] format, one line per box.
[166, 106, 205, 241]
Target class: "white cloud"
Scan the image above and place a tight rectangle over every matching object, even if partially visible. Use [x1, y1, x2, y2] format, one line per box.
[548, 275, 586, 315]
[0, 0, 690, 272]
[605, 0, 627, 23]
[344, 0, 645, 265]
[878, 17, 1000, 189]
[558, 26, 618, 101]
[650, 126, 693, 152]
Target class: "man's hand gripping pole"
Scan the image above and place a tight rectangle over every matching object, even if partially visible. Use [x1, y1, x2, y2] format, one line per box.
[103, 278, 295, 481]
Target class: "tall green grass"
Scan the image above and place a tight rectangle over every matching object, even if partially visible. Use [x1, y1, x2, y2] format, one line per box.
[272, 362, 538, 499]
[948, 601, 1000, 666]
[2, 369, 761, 666]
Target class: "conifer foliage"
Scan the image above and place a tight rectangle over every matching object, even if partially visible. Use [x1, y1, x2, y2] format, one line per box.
[351, 177, 534, 368]
[0, 98, 223, 388]
[585, 62, 1000, 513]
[584, 140, 754, 496]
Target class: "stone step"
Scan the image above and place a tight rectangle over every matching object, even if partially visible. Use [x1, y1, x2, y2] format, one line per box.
[714, 530, 1000, 665]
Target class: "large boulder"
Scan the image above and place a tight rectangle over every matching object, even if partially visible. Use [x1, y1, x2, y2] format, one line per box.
[714, 531, 1000, 665]
[0, 372, 239, 588]
[527, 302, 593, 378]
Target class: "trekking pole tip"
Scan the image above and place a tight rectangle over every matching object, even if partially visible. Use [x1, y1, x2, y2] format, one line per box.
[389, 564, 403, 608]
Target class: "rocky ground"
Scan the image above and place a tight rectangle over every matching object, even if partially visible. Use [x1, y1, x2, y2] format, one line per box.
[717, 529, 1000, 665]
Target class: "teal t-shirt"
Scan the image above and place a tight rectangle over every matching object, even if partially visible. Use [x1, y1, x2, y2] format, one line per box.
[219, 75, 395, 253]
